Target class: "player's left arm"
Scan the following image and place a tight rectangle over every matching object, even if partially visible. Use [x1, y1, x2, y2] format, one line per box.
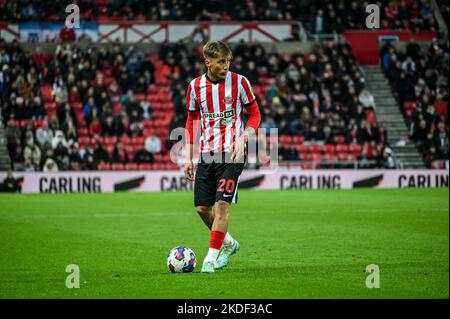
[231, 77, 261, 163]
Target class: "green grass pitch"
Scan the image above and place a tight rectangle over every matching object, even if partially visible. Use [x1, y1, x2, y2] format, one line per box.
[0, 189, 448, 298]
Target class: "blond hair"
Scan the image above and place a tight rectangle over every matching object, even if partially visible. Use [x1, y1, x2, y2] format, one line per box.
[203, 40, 233, 60]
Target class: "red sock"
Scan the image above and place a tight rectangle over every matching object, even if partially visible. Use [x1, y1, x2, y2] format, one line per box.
[209, 230, 226, 250]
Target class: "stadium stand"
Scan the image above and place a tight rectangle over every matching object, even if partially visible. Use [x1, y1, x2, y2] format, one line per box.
[0, 0, 448, 172]
[0, 0, 441, 33]
[380, 39, 449, 168]
[1, 36, 397, 171]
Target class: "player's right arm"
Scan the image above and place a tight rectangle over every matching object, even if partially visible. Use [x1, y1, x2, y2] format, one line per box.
[184, 80, 200, 181]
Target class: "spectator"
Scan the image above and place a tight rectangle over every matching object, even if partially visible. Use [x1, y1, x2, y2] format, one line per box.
[43, 158, 59, 172]
[358, 89, 376, 109]
[59, 25, 76, 42]
[112, 141, 129, 163]
[51, 130, 68, 149]
[1, 170, 21, 193]
[134, 148, 154, 164]
[93, 142, 109, 164]
[23, 140, 41, 169]
[144, 133, 162, 154]
[36, 121, 54, 148]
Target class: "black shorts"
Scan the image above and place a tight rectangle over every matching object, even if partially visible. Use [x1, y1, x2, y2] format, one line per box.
[194, 152, 245, 207]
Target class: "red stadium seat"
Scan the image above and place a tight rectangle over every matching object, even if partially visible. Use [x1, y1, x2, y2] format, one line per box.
[120, 135, 131, 145]
[403, 101, 416, 111]
[90, 136, 104, 145]
[311, 153, 322, 162]
[279, 135, 292, 144]
[337, 153, 350, 161]
[165, 163, 179, 170]
[33, 119, 44, 129]
[143, 128, 154, 138]
[310, 144, 321, 153]
[153, 163, 165, 170]
[300, 153, 312, 161]
[77, 127, 89, 136]
[105, 145, 115, 158]
[98, 162, 111, 171]
[20, 119, 32, 129]
[104, 136, 117, 145]
[323, 144, 335, 153]
[78, 136, 90, 147]
[125, 145, 136, 159]
[334, 135, 346, 144]
[292, 135, 304, 144]
[111, 163, 125, 170]
[132, 137, 144, 147]
[349, 144, 362, 154]
[336, 144, 349, 153]
[323, 153, 335, 163]
[298, 144, 310, 153]
[45, 102, 56, 112]
[125, 163, 138, 170]
[138, 163, 152, 170]
[136, 94, 146, 102]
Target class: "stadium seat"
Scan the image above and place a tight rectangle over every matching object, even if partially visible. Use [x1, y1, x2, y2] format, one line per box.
[138, 163, 152, 170]
[125, 163, 138, 170]
[77, 127, 89, 136]
[323, 153, 335, 163]
[310, 145, 321, 153]
[143, 128, 155, 138]
[280, 135, 292, 144]
[78, 136, 90, 147]
[337, 153, 350, 161]
[98, 162, 111, 171]
[111, 163, 125, 170]
[33, 119, 44, 129]
[323, 144, 335, 153]
[336, 144, 349, 153]
[349, 144, 362, 155]
[154, 154, 163, 163]
[120, 135, 132, 145]
[311, 153, 322, 162]
[334, 135, 346, 144]
[132, 137, 145, 147]
[105, 145, 115, 158]
[300, 153, 312, 161]
[104, 136, 117, 145]
[153, 163, 165, 170]
[91, 136, 104, 145]
[298, 145, 311, 153]
[292, 135, 304, 144]
[125, 145, 136, 159]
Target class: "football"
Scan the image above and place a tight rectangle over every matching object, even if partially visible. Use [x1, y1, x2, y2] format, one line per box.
[167, 246, 197, 273]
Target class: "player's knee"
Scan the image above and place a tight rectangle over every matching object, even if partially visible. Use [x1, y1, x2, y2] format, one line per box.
[195, 205, 211, 216]
[215, 200, 229, 217]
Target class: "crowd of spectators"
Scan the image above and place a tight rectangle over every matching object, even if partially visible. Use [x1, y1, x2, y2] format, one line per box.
[167, 39, 395, 168]
[0, 0, 441, 34]
[380, 39, 449, 168]
[1, 38, 165, 172]
[1, 36, 396, 171]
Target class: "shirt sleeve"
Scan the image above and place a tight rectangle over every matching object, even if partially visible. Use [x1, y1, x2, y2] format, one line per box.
[186, 80, 199, 112]
[239, 75, 256, 106]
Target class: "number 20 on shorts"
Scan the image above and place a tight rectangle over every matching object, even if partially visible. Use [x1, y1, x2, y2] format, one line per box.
[217, 179, 236, 193]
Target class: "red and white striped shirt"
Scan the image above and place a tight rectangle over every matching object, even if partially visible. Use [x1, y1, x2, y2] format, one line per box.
[186, 71, 256, 153]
